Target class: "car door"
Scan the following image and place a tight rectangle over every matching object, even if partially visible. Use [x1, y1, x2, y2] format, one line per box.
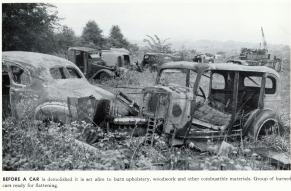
[6, 62, 33, 119]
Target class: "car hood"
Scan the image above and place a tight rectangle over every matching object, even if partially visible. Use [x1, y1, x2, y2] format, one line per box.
[45, 79, 114, 101]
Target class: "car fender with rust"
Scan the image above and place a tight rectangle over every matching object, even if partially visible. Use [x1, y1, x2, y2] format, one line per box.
[242, 109, 261, 135]
[246, 109, 284, 140]
[90, 69, 115, 80]
[34, 101, 70, 124]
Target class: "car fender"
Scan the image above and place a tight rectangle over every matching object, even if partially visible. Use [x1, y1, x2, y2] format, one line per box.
[246, 109, 283, 140]
[90, 69, 115, 80]
[34, 101, 70, 124]
[242, 109, 261, 135]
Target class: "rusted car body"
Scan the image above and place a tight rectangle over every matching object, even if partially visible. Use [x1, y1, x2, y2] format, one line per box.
[132, 61, 284, 144]
[229, 48, 282, 72]
[141, 53, 180, 71]
[101, 48, 131, 67]
[67, 47, 129, 80]
[2, 51, 115, 123]
[193, 53, 215, 63]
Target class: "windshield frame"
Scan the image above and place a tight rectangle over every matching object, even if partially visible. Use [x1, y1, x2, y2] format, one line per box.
[157, 68, 200, 88]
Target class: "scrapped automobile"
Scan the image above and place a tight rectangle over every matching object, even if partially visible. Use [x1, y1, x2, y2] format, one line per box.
[193, 53, 215, 63]
[113, 61, 285, 145]
[101, 48, 131, 68]
[141, 53, 180, 72]
[67, 47, 128, 80]
[2, 51, 123, 124]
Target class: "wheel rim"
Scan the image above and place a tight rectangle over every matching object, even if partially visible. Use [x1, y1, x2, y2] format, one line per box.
[256, 119, 281, 140]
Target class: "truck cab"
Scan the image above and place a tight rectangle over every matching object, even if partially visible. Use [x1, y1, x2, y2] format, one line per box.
[68, 47, 124, 80]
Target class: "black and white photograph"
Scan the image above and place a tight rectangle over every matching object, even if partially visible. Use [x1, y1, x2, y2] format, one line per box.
[1, 0, 290, 173]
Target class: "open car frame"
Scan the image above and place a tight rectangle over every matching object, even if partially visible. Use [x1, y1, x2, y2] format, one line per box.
[123, 61, 285, 145]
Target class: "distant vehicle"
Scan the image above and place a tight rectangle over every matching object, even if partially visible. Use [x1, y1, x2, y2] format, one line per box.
[237, 48, 282, 72]
[2, 51, 115, 123]
[101, 48, 131, 67]
[141, 52, 180, 71]
[193, 53, 215, 63]
[231, 27, 282, 72]
[67, 47, 129, 80]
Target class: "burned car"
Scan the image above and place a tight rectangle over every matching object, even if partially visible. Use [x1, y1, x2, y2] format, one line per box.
[67, 47, 128, 80]
[193, 53, 215, 63]
[2, 51, 117, 123]
[115, 61, 284, 145]
[141, 53, 180, 72]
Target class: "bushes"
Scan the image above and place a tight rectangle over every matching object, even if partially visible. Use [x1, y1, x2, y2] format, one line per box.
[94, 69, 157, 88]
[2, 119, 129, 170]
[2, 117, 281, 170]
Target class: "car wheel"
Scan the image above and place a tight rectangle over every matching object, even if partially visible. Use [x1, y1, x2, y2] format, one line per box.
[249, 111, 285, 141]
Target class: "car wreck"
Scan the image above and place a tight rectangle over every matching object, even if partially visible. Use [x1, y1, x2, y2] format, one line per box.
[141, 52, 180, 72]
[193, 53, 215, 63]
[67, 47, 129, 80]
[2, 51, 131, 124]
[110, 61, 284, 146]
[3, 52, 285, 148]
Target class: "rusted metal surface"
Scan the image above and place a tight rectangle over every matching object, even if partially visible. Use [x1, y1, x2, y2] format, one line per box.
[67, 47, 130, 79]
[160, 61, 280, 77]
[2, 51, 114, 123]
[137, 61, 283, 144]
[252, 147, 291, 169]
[3, 51, 76, 73]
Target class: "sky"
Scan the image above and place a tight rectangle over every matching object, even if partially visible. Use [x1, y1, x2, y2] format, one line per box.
[55, 0, 291, 45]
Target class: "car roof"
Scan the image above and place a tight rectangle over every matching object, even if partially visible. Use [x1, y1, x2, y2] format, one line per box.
[102, 48, 130, 55]
[2, 51, 76, 69]
[68, 47, 98, 52]
[160, 61, 280, 77]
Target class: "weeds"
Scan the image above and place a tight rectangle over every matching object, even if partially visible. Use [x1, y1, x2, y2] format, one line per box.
[2, 117, 288, 170]
[2, 64, 290, 170]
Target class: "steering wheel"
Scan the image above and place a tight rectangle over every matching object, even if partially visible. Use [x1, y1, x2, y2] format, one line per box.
[196, 86, 207, 103]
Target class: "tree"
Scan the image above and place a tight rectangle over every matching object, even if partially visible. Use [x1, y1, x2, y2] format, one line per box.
[108, 25, 129, 48]
[81, 20, 104, 48]
[127, 43, 139, 56]
[143, 35, 172, 53]
[54, 25, 77, 53]
[2, 3, 59, 52]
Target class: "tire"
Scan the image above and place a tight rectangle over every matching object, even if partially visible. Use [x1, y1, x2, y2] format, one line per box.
[248, 110, 284, 141]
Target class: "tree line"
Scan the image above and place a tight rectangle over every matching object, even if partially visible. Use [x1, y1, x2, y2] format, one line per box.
[2, 3, 138, 55]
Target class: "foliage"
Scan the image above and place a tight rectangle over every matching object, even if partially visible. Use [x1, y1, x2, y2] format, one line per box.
[143, 35, 172, 53]
[96, 70, 155, 87]
[127, 43, 140, 56]
[2, 3, 59, 53]
[2, 119, 130, 170]
[3, 117, 282, 170]
[54, 25, 77, 54]
[2, 4, 139, 55]
[108, 25, 130, 48]
[174, 46, 197, 61]
[81, 20, 105, 49]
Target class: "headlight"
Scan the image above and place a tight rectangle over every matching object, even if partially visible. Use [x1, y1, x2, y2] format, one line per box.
[172, 104, 182, 117]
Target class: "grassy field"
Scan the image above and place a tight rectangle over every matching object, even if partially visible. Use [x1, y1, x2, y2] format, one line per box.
[2, 63, 290, 170]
